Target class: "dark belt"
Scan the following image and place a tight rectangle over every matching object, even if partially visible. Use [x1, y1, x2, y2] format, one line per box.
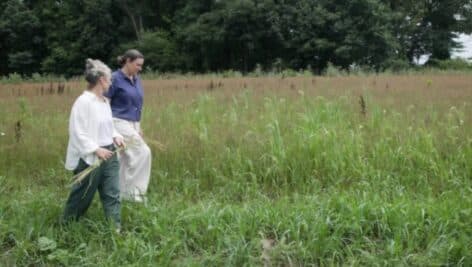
[101, 144, 116, 151]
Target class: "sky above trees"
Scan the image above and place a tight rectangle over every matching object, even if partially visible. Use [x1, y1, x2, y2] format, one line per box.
[453, 34, 472, 60]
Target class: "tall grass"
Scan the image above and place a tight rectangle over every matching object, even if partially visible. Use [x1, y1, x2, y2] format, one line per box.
[0, 74, 471, 265]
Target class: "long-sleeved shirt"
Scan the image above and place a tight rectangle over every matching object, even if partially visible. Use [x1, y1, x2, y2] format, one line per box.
[65, 91, 122, 170]
[105, 70, 144, 122]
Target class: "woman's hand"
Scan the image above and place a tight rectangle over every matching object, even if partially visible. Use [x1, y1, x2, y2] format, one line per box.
[95, 148, 113, 161]
[114, 136, 125, 148]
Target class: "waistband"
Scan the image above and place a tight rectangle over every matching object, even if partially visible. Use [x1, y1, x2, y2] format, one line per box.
[101, 144, 116, 151]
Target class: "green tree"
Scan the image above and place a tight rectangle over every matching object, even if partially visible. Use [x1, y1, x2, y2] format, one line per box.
[176, 0, 284, 72]
[272, 0, 397, 71]
[425, 0, 471, 60]
[38, 0, 118, 76]
[386, 0, 472, 62]
[117, 30, 182, 72]
[0, 0, 44, 75]
[1, 0, 471, 75]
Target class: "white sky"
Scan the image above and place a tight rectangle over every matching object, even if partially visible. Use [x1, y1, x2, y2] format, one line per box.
[452, 33, 472, 60]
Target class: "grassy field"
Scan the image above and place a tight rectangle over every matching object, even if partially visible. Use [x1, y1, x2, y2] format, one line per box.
[0, 73, 471, 266]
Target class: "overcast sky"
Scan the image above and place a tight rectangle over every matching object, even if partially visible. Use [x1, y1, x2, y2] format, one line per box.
[452, 33, 472, 60]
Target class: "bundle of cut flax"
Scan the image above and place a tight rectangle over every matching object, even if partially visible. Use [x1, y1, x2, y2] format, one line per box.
[68, 137, 166, 187]
[68, 144, 128, 187]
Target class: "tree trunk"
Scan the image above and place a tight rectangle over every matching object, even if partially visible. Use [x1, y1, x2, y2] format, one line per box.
[120, 1, 141, 40]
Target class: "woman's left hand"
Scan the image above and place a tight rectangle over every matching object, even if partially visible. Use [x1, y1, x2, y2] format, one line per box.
[114, 137, 125, 147]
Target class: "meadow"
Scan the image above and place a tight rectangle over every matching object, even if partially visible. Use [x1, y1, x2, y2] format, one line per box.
[0, 73, 471, 266]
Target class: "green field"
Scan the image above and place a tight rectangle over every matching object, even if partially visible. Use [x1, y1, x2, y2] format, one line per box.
[0, 74, 471, 266]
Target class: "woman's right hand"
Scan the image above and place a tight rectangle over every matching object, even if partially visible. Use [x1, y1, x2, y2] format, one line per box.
[95, 148, 113, 161]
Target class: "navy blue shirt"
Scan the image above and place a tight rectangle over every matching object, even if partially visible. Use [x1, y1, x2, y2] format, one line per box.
[105, 70, 144, 122]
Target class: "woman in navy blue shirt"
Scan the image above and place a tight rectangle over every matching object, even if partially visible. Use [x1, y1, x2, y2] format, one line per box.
[106, 49, 151, 203]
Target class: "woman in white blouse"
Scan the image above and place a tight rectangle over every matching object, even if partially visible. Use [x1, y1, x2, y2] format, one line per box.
[63, 59, 125, 231]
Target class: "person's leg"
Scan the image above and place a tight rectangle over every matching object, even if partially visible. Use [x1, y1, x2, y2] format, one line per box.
[63, 159, 102, 222]
[130, 121, 151, 200]
[113, 119, 151, 201]
[97, 151, 121, 227]
[127, 135, 151, 200]
[113, 118, 136, 199]
[118, 147, 131, 199]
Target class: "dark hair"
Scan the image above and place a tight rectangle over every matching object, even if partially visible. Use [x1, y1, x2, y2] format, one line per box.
[84, 58, 111, 87]
[117, 49, 144, 66]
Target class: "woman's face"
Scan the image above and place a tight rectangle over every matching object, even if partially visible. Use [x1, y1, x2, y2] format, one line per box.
[126, 58, 144, 76]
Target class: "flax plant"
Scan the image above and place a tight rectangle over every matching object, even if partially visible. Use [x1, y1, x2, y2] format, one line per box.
[1, 74, 471, 265]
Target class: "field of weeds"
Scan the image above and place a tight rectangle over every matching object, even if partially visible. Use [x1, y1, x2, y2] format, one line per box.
[0, 73, 471, 265]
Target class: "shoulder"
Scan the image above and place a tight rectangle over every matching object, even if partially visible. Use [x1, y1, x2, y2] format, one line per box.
[111, 70, 119, 79]
[111, 70, 124, 83]
[136, 75, 143, 86]
[75, 92, 89, 103]
[73, 92, 93, 109]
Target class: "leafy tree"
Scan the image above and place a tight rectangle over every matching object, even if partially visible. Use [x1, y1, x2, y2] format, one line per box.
[37, 0, 118, 76]
[117, 30, 182, 72]
[386, 0, 472, 62]
[0, 0, 43, 75]
[272, 0, 397, 71]
[176, 0, 283, 72]
[1, 0, 471, 75]
[424, 0, 470, 60]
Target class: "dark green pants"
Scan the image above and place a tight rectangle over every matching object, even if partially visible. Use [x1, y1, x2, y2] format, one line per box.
[63, 145, 121, 226]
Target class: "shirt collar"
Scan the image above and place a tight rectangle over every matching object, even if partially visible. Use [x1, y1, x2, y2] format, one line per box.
[84, 90, 107, 103]
[117, 69, 138, 84]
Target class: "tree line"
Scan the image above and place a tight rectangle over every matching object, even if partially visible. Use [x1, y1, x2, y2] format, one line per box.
[1, 0, 471, 77]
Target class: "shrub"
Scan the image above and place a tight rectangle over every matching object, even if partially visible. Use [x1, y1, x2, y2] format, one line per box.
[323, 62, 346, 77]
[426, 58, 472, 70]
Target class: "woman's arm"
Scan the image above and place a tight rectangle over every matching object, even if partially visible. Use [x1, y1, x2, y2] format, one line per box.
[69, 100, 99, 157]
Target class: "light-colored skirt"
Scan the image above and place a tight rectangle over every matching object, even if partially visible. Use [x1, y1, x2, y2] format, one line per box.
[113, 118, 152, 202]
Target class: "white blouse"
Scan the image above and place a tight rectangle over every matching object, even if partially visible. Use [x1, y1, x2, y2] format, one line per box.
[65, 91, 122, 170]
